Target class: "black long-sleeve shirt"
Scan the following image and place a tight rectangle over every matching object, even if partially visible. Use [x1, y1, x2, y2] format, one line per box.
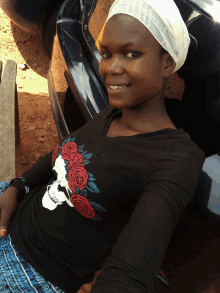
[9, 105, 205, 292]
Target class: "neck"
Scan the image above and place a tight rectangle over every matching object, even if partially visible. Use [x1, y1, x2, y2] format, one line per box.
[118, 96, 175, 133]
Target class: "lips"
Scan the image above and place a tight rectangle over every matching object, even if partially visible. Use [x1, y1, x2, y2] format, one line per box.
[109, 85, 127, 90]
[108, 84, 130, 94]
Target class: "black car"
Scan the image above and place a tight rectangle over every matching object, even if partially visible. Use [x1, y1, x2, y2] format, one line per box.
[0, 0, 65, 57]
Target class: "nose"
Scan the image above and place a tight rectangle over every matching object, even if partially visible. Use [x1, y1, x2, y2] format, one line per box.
[105, 56, 124, 75]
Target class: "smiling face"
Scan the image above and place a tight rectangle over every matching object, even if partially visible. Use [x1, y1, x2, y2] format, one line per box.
[99, 14, 176, 110]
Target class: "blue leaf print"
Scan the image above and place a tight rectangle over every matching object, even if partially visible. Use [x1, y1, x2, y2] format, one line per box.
[80, 189, 87, 197]
[90, 202, 106, 213]
[83, 161, 90, 165]
[64, 162, 70, 174]
[69, 137, 75, 142]
[88, 173, 96, 181]
[75, 187, 79, 194]
[91, 214, 102, 221]
[78, 145, 85, 153]
[83, 153, 92, 160]
[86, 181, 100, 193]
[87, 172, 95, 178]
[61, 137, 74, 147]
[82, 152, 88, 158]
[57, 147, 61, 158]
[65, 165, 70, 181]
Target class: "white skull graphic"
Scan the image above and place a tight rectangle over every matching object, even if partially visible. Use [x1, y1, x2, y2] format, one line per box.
[42, 155, 73, 210]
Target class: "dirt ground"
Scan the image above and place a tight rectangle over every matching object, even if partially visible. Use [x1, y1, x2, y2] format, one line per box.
[0, 8, 59, 177]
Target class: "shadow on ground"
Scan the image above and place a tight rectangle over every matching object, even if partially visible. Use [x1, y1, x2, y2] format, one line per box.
[15, 91, 59, 176]
[10, 21, 50, 78]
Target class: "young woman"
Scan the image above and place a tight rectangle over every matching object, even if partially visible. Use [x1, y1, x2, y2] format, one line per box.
[0, 0, 205, 292]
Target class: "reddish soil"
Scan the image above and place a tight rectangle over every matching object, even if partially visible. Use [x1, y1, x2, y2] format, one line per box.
[0, 8, 59, 177]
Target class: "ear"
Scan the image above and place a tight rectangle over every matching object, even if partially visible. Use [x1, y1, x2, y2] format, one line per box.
[163, 54, 176, 80]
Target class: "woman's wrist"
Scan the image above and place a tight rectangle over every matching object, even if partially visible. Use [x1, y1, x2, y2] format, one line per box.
[6, 186, 22, 200]
[9, 177, 27, 200]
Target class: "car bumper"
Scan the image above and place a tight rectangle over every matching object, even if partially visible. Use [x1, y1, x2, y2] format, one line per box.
[48, 0, 108, 139]
[48, 64, 69, 139]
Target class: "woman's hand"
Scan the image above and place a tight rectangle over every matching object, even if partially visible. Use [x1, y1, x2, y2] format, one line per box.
[0, 186, 21, 237]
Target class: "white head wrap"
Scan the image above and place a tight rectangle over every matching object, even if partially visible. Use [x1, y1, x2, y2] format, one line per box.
[100, 0, 190, 74]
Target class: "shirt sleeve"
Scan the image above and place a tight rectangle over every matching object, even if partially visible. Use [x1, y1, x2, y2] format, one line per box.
[9, 150, 54, 197]
[90, 140, 205, 293]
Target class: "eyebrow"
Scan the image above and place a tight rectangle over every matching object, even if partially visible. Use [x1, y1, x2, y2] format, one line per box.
[98, 42, 135, 49]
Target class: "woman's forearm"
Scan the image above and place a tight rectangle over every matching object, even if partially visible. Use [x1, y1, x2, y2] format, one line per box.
[9, 151, 54, 196]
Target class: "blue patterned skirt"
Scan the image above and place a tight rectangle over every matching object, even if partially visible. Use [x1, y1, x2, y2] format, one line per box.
[0, 181, 64, 292]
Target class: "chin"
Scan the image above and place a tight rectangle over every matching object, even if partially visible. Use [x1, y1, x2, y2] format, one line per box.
[109, 100, 123, 109]
[108, 99, 128, 109]
[109, 102, 140, 111]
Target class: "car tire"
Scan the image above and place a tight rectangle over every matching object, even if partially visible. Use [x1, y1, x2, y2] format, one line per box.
[41, 7, 60, 59]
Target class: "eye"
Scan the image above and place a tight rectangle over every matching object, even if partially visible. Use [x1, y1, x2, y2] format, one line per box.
[125, 52, 141, 58]
[100, 53, 111, 59]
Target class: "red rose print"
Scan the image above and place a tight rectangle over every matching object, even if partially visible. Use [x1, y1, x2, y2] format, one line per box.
[70, 194, 95, 218]
[52, 145, 59, 162]
[68, 165, 88, 191]
[68, 153, 83, 168]
[61, 142, 78, 160]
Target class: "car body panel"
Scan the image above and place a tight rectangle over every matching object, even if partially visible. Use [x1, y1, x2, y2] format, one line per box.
[55, 0, 108, 119]
[0, 0, 64, 33]
[201, 154, 220, 217]
[194, 153, 220, 222]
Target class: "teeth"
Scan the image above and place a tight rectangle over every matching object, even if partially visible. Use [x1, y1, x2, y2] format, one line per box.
[110, 85, 126, 90]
